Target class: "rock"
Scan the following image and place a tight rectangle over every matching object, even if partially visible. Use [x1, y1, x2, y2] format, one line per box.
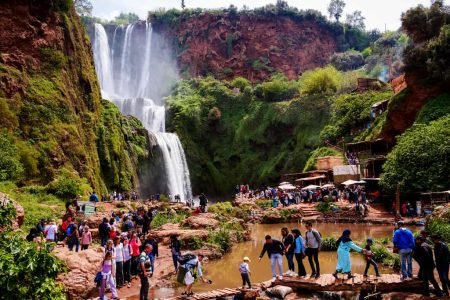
[192, 244, 223, 260]
[150, 224, 209, 246]
[181, 213, 220, 229]
[261, 209, 282, 223]
[54, 246, 104, 300]
[266, 285, 293, 299]
[242, 289, 260, 300]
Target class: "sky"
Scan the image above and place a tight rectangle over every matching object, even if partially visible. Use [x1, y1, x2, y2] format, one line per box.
[91, 0, 439, 31]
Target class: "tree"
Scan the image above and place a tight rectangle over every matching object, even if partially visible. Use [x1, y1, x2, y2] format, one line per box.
[328, 0, 346, 22]
[181, 0, 185, 9]
[74, 0, 93, 16]
[112, 12, 140, 25]
[346, 10, 365, 29]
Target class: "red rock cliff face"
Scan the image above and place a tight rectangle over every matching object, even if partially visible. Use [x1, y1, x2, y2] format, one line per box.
[154, 13, 338, 81]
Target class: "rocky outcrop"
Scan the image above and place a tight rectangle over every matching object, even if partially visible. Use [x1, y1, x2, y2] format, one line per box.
[54, 246, 104, 300]
[181, 213, 220, 229]
[150, 223, 209, 245]
[151, 13, 338, 82]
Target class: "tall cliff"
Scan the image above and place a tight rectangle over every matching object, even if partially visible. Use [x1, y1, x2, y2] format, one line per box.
[149, 9, 366, 81]
[0, 0, 150, 194]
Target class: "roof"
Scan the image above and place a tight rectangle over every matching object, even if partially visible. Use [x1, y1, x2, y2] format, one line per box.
[295, 175, 325, 182]
[371, 99, 389, 109]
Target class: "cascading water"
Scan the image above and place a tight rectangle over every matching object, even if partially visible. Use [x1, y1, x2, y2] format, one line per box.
[92, 22, 192, 201]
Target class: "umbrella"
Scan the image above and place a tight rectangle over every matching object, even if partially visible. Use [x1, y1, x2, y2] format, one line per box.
[279, 184, 297, 190]
[321, 183, 335, 188]
[279, 182, 291, 186]
[341, 179, 358, 186]
[301, 185, 320, 190]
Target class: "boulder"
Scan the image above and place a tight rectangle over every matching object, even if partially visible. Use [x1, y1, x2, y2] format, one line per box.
[242, 289, 260, 300]
[266, 285, 293, 299]
[181, 213, 220, 229]
[150, 224, 209, 246]
[192, 244, 223, 260]
[54, 246, 104, 300]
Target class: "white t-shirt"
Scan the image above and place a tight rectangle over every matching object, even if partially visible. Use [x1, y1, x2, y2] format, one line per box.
[115, 243, 124, 262]
[45, 224, 58, 240]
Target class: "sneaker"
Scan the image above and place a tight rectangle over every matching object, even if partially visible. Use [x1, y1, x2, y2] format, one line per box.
[315, 274, 321, 279]
[279, 276, 283, 280]
[271, 277, 277, 282]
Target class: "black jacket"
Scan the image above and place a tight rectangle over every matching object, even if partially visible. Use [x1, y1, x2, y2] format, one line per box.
[282, 234, 295, 254]
[259, 239, 285, 258]
[413, 242, 435, 269]
[434, 242, 450, 266]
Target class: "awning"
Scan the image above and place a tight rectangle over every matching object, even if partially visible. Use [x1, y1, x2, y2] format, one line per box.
[295, 175, 325, 182]
[301, 185, 320, 190]
[278, 184, 297, 190]
[321, 183, 335, 188]
[341, 179, 366, 186]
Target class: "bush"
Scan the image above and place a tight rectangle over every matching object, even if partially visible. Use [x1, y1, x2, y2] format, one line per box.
[151, 210, 189, 228]
[0, 132, 23, 181]
[415, 93, 450, 124]
[256, 73, 299, 102]
[256, 199, 272, 209]
[299, 66, 341, 95]
[230, 77, 251, 90]
[330, 50, 365, 71]
[315, 201, 337, 212]
[208, 202, 234, 216]
[208, 228, 232, 253]
[321, 237, 338, 251]
[46, 171, 89, 199]
[426, 219, 450, 243]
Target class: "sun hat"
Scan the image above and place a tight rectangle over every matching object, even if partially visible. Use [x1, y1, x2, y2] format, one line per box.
[243, 256, 251, 262]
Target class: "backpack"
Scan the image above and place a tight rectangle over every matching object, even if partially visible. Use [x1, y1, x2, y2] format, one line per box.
[177, 253, 196, 265]
[305, 229, 322, 246]
[66, 224, 75, 236]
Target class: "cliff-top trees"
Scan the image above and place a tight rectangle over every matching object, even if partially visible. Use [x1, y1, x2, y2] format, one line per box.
[328, 0, 346, 22]
[346, 10, 365, 29]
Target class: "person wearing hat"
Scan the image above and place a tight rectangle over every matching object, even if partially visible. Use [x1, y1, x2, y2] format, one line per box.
[239, 257, 252, 289]
[363, 238, 380, 277]
[333, 229, 366, 280]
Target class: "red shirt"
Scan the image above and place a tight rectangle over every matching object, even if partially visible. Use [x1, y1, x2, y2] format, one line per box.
[130, 238, 141, 257]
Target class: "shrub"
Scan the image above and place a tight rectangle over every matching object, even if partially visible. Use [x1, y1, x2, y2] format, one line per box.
[0, 132, 23, 181]
[426, 219, 450, 243]
[299, 66, 340, 95]
[151, 211, 189, 228]
[321, 237, 338, 251]
[315, 201, 337, 213]
[208, 228, 232, 253]
[46, 172, 89, 199]
[256, 199, 272, 209]
[230, 77, 251, 90]
[257, 73, 298, 102]
[330, 50, 365, 71]
[208, 201, 234, 216]
[415, 93, 450, 124]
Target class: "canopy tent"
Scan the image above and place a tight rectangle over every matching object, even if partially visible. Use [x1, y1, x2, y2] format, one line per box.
[279, 182, 291, 186]
[321, 183, 335, 188]
[302, 185, 320, 190]
[341, 179, 366, 186]
[278, 184, 297, 190]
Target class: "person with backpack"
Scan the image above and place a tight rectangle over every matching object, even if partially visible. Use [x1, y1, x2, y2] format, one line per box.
[179, 253, 210, 297]
[259, 235, 285, 282]
[170, 235, 181, 272]
[99, 251, 119, 300]
[332, 229, 365, 280]
[98, 218, 110, 247]
[305, 222, 322, 279]
[281, 227, 295, 276]
[139, 244, 153, 300]
[393, 221, 415, 281]
[292, 228, 307, 277]
[89, 191, 99, 203]
[199, 193, 208, 213]
[432, 234, 449, 296]
[66, 219, 79, 252]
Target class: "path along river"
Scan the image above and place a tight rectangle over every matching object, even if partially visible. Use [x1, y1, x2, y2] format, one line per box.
[140, 222, 422, 299]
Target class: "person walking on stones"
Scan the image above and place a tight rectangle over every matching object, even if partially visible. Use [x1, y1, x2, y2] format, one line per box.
[239, 256, 252, 289]
[170, 235, 181, 273]
[199, 193, 208, 213]
[413, 235, 444, 297]
[292, 228, 307, 277]
[363, 238, 380, 277]
[114, 236, 125, 288]
[393, 221, 415, 281]
[139, 244, 153, 300]
[281, 227, 295, 276]
[66, 219, 79, 252]
[305, 222, 322, 279]
[99, 251, 119, 300]
[333, 229, 365, 280]
[432, 234, 449, 296]
[180, 254, 210, 296]
[259, 235, 285, 282]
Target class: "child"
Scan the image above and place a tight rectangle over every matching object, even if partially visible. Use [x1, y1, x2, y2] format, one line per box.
[81, 226, 92, 250]
[363, 238, 380, 277]
[239, 257, 252, 289]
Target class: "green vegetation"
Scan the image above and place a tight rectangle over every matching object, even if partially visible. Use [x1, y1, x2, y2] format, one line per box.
[380, 116, 450, 193]
[0, 199, 66, 299]
[426, 205, 450, 243]
[321, 237, 338, 251]
[208, 229, 232, 253]
[315, 201, 338, 213]
[299, 66, 341, 95]
[330, 50, 364, 71]
[415, 93, 450, 124]
[151, 210, 190, 228]
[303, 147, 342, 172]
[255, 199, 272, 209]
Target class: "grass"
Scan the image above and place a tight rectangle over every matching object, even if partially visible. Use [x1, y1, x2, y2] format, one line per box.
[150, 210, 189, 228]
[0, 181, 65, 232]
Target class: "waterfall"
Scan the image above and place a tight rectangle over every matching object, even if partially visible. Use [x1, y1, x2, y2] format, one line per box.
[92, 22, 193, 201]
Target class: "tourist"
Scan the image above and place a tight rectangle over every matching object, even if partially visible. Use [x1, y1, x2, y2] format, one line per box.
[61, 216, 71, 241]
[135, 213, 144, 235]
[199, 193, 208, 213]
[258, 235, 285, 282]
[89, 191, 99, 203]
[170, 235, 181, 272]
[130, 233, 142, 277]
[180, 254, 209, 296]
[66, 219, 79, 252]
[142, 235, 158, 275]
[36, 218, 46, 235]
[363, 238, 380, 277]
[393, 221, 415, 281]
[413, 235, 444, 297]
[281, 227, 295, 276]
[305, 222, 322, 279]
[123, 237, 132, 288]
[291, 228, 306, 277]
[114, 236, 125, 288]
[78, 220, 88, 233]
[239, 256, 252, 289]
[139, 244, 153, 300]
[431, 234, 450, 296]
[81, 226, 92, 250]
[143, 211, 152, 236]
[99, 252, 119, 300]
[44, 219, 58, 243]
[98, 217, 110, 247]
[122, 216, 134, 233]
[333, 229, 365, 280]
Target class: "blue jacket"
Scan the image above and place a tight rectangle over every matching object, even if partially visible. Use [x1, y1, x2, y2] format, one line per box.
[393, 228, 415, 250]
[294, 236, 305, 254]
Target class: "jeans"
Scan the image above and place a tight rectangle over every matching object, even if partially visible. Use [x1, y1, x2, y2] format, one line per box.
[306, 248, 320, 275]
[100, 235, 108, 247]
[285, 252, 295, 272]
[364, 258, 380, 276]
[149, 254, 155, 273]
[172, 254, 179, 271]
[241, 273, 251, 288]
[294, 253, 307, 276]
[124, 259, 131, 283]
[115, 261, 124, 287]
[68, 238, 79, 252]
[270, 253, 283, 277]
[437, 263, 450, 295]
[399, 248, 412, 279]
[139, 273, 149, 300]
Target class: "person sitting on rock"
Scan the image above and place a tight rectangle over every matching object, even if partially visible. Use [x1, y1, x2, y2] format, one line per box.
[333, 229, 366, 280]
